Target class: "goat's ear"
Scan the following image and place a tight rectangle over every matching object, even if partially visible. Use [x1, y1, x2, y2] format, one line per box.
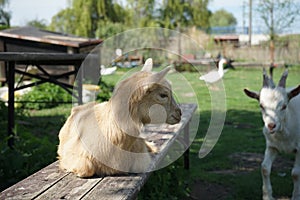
[149, 66, 171, 83]
[141, 58, 153, 72]
[244, 89, 259, 100]
[288, 85, 300, 101]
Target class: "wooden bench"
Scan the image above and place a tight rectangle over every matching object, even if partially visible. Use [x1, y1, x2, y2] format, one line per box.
[1, 103, 197, 200]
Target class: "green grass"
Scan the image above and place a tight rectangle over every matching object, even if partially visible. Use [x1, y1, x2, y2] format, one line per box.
[102, 65, 300, 199]
[1, 65, 300, 199]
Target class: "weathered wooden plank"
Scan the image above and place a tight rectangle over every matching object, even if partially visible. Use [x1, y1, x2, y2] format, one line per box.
[35, 174, 102, 200]
[0, 161, 68, 200]
[81, 174, 149, 200]
[0, 52, 87, 62]
[143, 103, 197, 157]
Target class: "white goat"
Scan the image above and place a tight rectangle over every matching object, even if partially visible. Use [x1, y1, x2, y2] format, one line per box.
[244, 69, 300, 200]
[57, 58, 182, 177]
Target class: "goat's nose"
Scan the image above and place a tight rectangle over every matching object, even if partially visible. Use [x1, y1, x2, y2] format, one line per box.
[268, 123, 276, 130]
[177, 107, 182, 116]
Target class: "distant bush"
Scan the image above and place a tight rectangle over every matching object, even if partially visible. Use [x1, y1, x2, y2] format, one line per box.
[175, 63, 198, 72]
[96, 81, 114, 102]
[0, 101, 7, 121]
[18, 80, 114, 110]
[18, 82, 71, 110]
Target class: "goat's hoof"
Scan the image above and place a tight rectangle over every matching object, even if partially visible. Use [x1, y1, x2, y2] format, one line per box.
[292, 194, 300, 200]
[146, 141, 159, 154]
[263, 196, 275, 200]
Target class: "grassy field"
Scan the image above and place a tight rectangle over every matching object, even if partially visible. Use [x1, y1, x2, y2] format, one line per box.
[1, 65, 300, 199]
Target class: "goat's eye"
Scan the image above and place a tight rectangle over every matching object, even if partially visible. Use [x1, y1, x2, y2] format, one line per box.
[281, 104, 287, 110]
[260, 104, 265, 110]
[159, 93, 168, 98]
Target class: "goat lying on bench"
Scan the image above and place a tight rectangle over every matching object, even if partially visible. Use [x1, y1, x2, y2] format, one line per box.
[57, 58, 182, 177]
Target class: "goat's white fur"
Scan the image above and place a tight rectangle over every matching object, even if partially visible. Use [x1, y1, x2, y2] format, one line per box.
[244, 69, 300, 200]
[57, 58, 182, 177]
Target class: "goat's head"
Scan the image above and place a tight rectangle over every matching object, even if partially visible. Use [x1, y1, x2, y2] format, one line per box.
[244, 69, 300, 134]
[111, 58, 181, 126]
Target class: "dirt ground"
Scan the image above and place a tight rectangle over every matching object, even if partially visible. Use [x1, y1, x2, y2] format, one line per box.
[187, 152, 293, 200]
[187, 180, 230, 200]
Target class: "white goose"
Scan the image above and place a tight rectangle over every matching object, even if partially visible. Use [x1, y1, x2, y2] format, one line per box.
[199, 58, 227, 83]
[100, 65, 117, 75]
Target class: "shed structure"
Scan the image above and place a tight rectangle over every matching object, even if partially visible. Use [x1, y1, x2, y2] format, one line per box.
[0, 26, 102, 84]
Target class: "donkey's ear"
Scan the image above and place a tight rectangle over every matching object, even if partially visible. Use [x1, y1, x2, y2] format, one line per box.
[288, 85, 300, 101]
[244, 89, 259, 100]
[141, 58, 153, 72]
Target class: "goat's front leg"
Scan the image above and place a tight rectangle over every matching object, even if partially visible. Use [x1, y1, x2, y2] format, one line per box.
[261, 147, 277, 200]
[292, 151, 300, 200]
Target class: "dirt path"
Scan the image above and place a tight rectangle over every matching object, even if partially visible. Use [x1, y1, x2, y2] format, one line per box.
[187, 180, 230, 200]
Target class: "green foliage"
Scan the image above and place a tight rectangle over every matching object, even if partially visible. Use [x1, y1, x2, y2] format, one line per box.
[0, 102, 69, 191]
[50, 0, 128, 38]
[138, 159, 189, 200]
[158, 0, 211, 29]
[49, 0, 212, 38]
[96, 80, 114, 102]
[127, 0, 157, 27]
[18, 80, 113, 110]
[175, 63, 198, 72]
[0, 0, 10, 27]
[26, 18, 48, 29]
[0, 127, 57, 191]
[0, 101, 7, 121]
[95, 21, 127, 39]
[18, 82, 71, 110]
[209, 9, 237, 27]
[49, 8, 76, 34]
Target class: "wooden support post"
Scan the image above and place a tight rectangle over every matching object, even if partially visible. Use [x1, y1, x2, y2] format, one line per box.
[77, 64, 83, 105]
[7, 61, 15, 148]
[184, 121, 190, 170]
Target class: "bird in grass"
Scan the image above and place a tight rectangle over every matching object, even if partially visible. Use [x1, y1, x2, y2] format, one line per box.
[100, 65, 117, 75]
[199, 58, 228, 83]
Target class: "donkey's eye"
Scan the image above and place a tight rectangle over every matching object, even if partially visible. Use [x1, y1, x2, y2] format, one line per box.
[159, 93, 168, 98]
[281, 104, 287, 110]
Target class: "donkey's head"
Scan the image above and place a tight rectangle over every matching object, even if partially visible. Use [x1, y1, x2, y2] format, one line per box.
[112, 58, 181, 126]
[244, 69, 300, 134]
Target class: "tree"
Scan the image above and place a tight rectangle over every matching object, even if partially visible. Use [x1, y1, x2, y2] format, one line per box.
[256, 0, 300, 63]
[0, 0, 10, 29]
[27, 19, 48, 29]
[49, 0, 212, 38]
[49, 0, 128, 38]
[126, 0, 158, 27]
[49, 8, 76, 35]
[209, 9, 237, 27]
[189, 0, 211, 28]
[159, 0, 211, 29]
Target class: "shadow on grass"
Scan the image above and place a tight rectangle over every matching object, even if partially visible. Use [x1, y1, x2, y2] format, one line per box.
[0, 109, 68, 191]
[186, 109, 293, 200]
